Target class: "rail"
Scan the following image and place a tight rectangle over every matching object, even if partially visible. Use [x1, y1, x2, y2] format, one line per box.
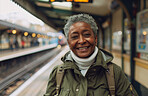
[0, 48, 61, 91]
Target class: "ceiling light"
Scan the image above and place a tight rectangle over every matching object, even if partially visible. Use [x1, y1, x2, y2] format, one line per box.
[38, 0, 49, 2]
[52, 2, 72, 10]
[12, 30, 17, 34]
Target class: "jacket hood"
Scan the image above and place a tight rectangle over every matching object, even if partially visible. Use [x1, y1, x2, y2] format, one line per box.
[61, 48, 114, 70]
[99, 48, 113, 63]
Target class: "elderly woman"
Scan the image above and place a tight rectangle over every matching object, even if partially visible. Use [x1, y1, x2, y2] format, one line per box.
[44, 14, 138, 96]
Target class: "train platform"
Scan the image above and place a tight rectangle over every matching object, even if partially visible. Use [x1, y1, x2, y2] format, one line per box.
[9, 46, 69, 96]
[0, 43, 58, 62]
[2, 45, 147, 96]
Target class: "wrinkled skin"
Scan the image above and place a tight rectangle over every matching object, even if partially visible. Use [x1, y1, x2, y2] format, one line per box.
[68, 21, 97, 58]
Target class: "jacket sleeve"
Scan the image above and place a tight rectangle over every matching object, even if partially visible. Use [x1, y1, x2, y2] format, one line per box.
[44, 66, 58, 96]
[113, 64, 138, 96]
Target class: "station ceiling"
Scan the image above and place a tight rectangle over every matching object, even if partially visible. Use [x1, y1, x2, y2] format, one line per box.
[12, 0, 113, 31]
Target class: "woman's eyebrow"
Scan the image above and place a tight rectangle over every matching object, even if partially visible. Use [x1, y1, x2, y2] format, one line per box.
[71, 31, 78, 34]
[82, 29, 91, 33]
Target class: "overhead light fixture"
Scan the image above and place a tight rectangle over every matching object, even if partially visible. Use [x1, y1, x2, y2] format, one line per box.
[37, 34, 41, 38]
[12, 30, 17, 34]
[143, 31, 147, 35]
[49, 0, 92, 3]
[71, 0, 89, 2]
[32, 33, 36, 37]
[52, 2, 72, 10]
[38, 0, 49, 2]
[24, 32, 28, 36]
[52, 2, 72, 7]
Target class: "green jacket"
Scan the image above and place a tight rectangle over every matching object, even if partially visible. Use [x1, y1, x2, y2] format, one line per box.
[44, 49, 138, 96]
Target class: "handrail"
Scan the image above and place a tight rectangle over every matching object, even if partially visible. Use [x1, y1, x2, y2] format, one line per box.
[134, 57, 148, 70]
[123, 54, 130, 60]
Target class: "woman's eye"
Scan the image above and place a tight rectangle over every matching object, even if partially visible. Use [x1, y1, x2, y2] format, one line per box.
[71, 36, 78, 39]
[84, 34, 90, 37]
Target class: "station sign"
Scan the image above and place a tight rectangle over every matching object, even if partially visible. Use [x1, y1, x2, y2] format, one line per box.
[49, 0, 93, 3]
[136, 9, 148, 53]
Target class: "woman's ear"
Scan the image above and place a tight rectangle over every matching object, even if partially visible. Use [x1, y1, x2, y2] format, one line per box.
[67, 40, 71, 49]
[67, 40, 69, 45]
[95, 35, 97, 45]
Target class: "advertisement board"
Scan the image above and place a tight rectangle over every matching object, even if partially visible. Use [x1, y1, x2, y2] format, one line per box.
[136, 9, 148, 53]
[112, 31, 122, 50]
[124, 18, 131, 52]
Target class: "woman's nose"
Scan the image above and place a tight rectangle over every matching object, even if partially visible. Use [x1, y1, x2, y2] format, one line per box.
[78, 35, 86, 44]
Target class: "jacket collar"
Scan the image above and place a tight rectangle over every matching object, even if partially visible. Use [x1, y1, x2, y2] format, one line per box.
[61, 51, 78, 69]
[61, 48, 113, 71]
[93, 48, 113, 70]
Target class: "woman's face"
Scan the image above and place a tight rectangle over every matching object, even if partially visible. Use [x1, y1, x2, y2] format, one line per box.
[68, 21, 97, 58]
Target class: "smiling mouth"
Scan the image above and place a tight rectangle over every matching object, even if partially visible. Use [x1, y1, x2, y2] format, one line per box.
[76, 46, 89, 50]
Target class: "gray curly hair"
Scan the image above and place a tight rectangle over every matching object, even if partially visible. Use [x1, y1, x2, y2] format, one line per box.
[63, 14, 98, 39]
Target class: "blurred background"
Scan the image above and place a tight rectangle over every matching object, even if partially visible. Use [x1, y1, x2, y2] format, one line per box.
[0, 0, 148, 96]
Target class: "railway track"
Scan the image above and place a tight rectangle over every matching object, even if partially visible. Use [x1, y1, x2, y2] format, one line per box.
[0, 48, 62, 96]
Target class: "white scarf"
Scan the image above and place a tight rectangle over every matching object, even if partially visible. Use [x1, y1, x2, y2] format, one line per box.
[70, 46, 98, 76]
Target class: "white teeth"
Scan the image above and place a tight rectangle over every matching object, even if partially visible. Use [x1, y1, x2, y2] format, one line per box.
[79, 47, 87, 50]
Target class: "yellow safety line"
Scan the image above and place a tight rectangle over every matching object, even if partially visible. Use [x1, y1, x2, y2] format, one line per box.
[134, 58, 148, 70]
